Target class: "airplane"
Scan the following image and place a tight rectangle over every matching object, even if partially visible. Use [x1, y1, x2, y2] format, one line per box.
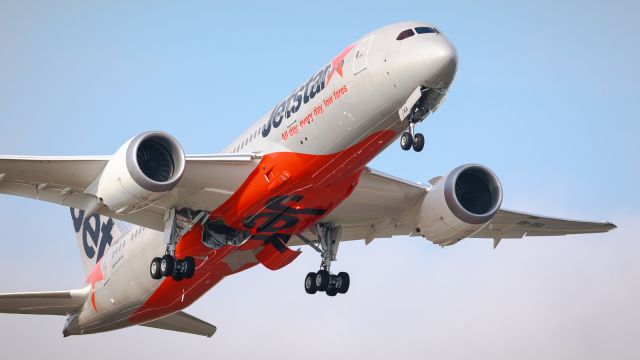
[0, 21, 616, 338]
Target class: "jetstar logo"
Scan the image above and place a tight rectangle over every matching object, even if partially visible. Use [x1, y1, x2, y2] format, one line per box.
[261, 44, 355, 138]
[71, 208, 114, 263]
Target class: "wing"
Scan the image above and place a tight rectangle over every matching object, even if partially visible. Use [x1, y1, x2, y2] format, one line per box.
[0, 153, 261, 230]
[289, 167, 428, 245]
[289, 167, 616, 246]
[140, 311, 216, 337]
[470, 209, 617, 239]
[0, 287, 89, 316]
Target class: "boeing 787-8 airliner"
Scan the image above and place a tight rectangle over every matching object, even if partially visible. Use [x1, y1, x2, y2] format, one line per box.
[0, 21, 615, 337]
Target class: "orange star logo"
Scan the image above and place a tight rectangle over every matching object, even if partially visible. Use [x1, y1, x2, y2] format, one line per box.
[86, 261, 104, 311]
[326, 43, 356, 86]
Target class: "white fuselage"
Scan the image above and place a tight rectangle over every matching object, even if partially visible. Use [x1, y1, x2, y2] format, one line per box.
[65, 20, 457, 336]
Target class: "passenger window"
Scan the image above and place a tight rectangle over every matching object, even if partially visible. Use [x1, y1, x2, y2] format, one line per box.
[396, 29, 414, 40]
[415, 27, 438, 34]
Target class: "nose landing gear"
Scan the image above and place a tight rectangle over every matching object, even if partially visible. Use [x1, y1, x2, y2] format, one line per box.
[398, 85, 447, 152]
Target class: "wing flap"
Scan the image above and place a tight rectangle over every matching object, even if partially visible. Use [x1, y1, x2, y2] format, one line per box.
[0, 287, 89, 316]
[140, 311, 216, 337]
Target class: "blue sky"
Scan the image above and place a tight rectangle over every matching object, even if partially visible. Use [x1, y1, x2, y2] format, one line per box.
[0, 1, 638, 359]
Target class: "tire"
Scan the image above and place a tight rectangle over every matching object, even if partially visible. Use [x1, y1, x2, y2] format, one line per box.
[337, 272, 350, 294]
[150, 257, 162, 280]
[172, 272, 183, 282]
[413, 133, 425, 152]
[400, 132, 413, 151]
[326, 286, 338, 297]
[183, 256, 196, 279]
[316, 270, 330, 292]
[160, 254, 175, 277]
[305, 272, 318, 294]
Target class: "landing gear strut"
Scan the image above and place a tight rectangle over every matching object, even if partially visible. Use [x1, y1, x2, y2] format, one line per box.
[149, 208, 206, 281]
[298, 223, 350, 296]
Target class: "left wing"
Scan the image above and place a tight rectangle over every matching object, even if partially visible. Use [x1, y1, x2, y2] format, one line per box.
[0, 153, 261, 230]
[469, 209, 617, 239]
[290, 167, 428, 246]
[290, 167, 616, 246]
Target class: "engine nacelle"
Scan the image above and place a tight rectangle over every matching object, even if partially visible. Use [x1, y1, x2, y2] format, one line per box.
[89, 131, 186, 214]
[416, 164, 502, 246]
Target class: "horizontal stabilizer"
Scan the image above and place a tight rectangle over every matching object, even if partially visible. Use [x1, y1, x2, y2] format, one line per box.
[140, 311, 216, 338]
[0, 287, 89, 316]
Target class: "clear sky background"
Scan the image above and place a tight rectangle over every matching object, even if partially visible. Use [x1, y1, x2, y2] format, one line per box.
[0, 1, 638, 359]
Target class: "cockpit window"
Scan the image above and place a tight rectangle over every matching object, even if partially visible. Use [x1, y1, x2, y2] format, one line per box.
[415, 27, 438, 34]
[396, 29, 415, 41]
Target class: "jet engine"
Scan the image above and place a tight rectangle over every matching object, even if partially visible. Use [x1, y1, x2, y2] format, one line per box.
[88, 131, 186, 214]
[416, 164, 502, 246]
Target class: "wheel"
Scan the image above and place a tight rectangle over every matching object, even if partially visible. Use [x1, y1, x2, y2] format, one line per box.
[172, 271, 183, 282]
[150, 257, 162, 280]
[413, 133, 425, 152]
[183, 256, 196, 279]
[337, 272, 350, 294]
[160, 254, 175, 277]
[326, 285, 338, 297]
[400, 132, 413, 151]
[305, 272, 318, 294]
[316, 270, 330, 291]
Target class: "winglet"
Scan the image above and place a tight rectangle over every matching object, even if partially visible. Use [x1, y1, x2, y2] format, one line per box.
[492, 237, 502, 249]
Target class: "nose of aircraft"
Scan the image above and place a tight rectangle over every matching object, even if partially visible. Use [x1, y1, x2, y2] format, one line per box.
[423, 36, 457, 89]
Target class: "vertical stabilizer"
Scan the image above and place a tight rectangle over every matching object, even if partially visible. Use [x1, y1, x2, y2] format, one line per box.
[70, 208, 128, 277]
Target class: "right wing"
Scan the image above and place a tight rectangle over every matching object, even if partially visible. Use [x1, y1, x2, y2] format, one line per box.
[140, 311, 216, 337]
[0, 153, 262, 230]
[0, 287, 89, 316]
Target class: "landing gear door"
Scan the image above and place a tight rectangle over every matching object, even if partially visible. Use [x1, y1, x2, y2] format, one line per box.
[353, 36, 374, 75]
[399, 86, 423, 121]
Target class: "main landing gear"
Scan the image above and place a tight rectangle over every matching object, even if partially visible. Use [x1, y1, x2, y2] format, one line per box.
[400, 122, 425, 152]
[149, 208, 208, 281]
[150, 254, 195, 281]
[304, 270, 350, 296]
[297, 222, 350, 296]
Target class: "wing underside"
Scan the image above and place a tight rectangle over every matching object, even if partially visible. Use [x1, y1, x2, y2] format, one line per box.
[470, 209, 617, 239]
[291, 167, 616, 245]
[0, 154, 615, 244]
[0, 153, 261, 230]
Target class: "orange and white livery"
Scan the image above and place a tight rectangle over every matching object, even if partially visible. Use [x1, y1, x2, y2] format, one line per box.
[0, 22, 615, 337]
